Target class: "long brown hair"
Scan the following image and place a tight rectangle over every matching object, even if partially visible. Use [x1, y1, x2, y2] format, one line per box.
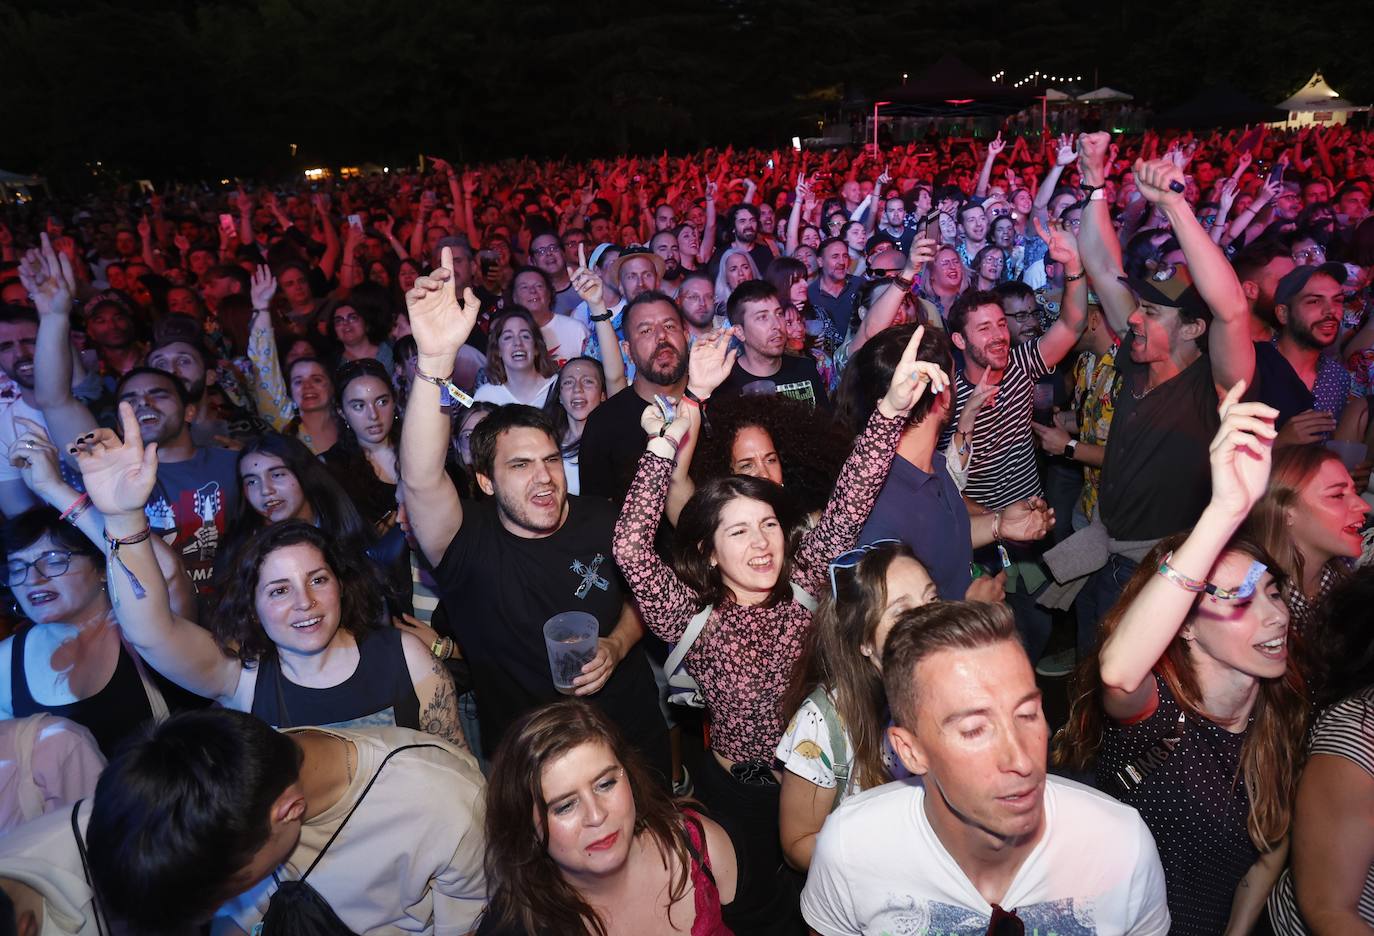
[485, 306, 557, 385]
[1055, 532, 1308, 851]
[1245, 444, 1349, 608]
[783, 541, 920, 790]
[484, 701, 696, 936]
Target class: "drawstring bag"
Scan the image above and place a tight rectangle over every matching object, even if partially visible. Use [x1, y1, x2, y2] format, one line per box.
[663, 582, 816, 708]
[258, 742, 443, 935]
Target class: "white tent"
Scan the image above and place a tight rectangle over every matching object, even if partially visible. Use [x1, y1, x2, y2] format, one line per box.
[1076, 86, 1133, 103]
[1042, 87, 1073, 102]
[1275, 71, 1368, 127]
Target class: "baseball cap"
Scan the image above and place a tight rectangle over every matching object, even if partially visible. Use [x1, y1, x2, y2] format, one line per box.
[1118, 264, 1208, 319]
[587, 242, 618, 271]
[150, 315, 211, 364]
[1273, 261, 1347, 311]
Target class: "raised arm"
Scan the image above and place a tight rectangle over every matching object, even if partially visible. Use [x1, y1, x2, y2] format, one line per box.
[399, 247, 479, 567]
[1031, 135, 1078, 223]
[314, 194, 341, 282]
[699, 182, 718, 265]
[245, 267, 294, 430]
[21, 235, 98, 450]
[1134, 157, 1254, 393]
[975, 133, 1006, 198]
[1076, 132, 1138, 336]
[851, 237, 936, 354]
[1032, 217, 1089, 368]
[73, 403, 244, 703]
[795, 328, 945, 585]
[785, 174, 809, 257]
[569, 245, 626, 394]
[1097, 385, 1276, 719]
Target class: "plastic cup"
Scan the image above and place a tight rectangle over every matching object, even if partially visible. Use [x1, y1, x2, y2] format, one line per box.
[1325, 440, 1368, 472]
[543, 611, 600, 694]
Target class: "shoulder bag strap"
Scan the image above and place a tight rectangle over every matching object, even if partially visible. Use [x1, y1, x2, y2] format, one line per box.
[120, 636, 170, 723]
[809, 690, 851, 812]
[70, 800, 109, 936]
[664, 604, 713, 676]
[298, 742, 445, 883]
[789, 581, 818, 612]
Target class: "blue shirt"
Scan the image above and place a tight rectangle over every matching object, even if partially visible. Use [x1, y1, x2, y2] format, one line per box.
[859, 452, 973, 601]
[1253, 339, 1350, 434]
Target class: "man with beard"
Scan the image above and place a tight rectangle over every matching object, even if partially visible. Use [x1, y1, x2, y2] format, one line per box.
[1069, 132, 1255, 624]
[529, 231, 581, 315]
[398, 250, 667, 770]
[649, 230, 683, 286]
[707, 203, 773, 281]
[808, 237, 861, 347]
[714, 280, 830, 408]
[1258, 263, 1351, 443]
[1232, 239, 1295, 342]
[114, 367, 240, 594]
[578, 291, 689, 504]
[82, 291, 143, 382]
[577, 246, 665, 380]
[877, 195, 914, 252]
[146, 315, 270, 445]
[677, 272, 717, 341]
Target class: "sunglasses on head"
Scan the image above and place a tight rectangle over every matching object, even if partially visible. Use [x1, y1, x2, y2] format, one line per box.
[828, 539, 901, 597]
[986, 905, 1024, 936]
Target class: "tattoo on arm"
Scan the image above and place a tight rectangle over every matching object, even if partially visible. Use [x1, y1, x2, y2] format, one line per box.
[418, 655, 467, 751]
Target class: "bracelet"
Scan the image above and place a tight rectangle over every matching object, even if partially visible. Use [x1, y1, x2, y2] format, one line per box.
[430, 635, 454, 660]
[992, 510, 1003, 542]
[60, 492, 91, 523]
[413, 369, 474, 408]
[1156, 551, 1207, 594]
[1064, 269, 1086, 282]
[590, 310, 614, 322]
[894, 274, 915, 290]
[104, 526, 152, 600]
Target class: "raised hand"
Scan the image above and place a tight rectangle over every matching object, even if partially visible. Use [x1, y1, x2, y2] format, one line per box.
[250, 265, 277, 310]
[1032, 216, 1080, 267]
[428, 155, 453, 177]
[7, 417, 64, 497]
[1055, 133, 1077, 167]
[1133, 158, 1186, 208]
[987, 132, 1006, 158]
[72, 403, 160, 517]
[1076, 132, 1111, 184]
[879, 325, 948, 418]
[960, 369, 999, 430]
[18, 233, 77, 320]
[905, 236, 937, 274]
[640, 401, 692, 447]
[137, 214, 152, 241]
[569, 243, 605, 308]
[1234, 151, 1253, 175]
[405, 245, 480, 362]
[687, 327, 739, 398]
[1208, 381, 1277, 519]
[1218, 177, 1241, 213]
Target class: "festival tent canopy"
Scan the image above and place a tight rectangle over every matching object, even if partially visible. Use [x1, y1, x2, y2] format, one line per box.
[1275, 71, 1368, 126]
[875, 55, 1039, 118]
[1043, 88, 1074, 102]
[1152, 84, 1286, 129]
[1077, 86, 1133, 103]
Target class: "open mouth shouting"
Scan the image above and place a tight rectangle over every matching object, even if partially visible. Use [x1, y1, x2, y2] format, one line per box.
[26, 589, 59, 607]
[1254, 631, 1288, 661]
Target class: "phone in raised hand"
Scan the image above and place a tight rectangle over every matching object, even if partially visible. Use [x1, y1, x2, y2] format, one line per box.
[218, 214, 236, 238]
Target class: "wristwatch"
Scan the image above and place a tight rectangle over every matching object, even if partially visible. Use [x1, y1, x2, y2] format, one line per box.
[1064, 439, 1079, 460]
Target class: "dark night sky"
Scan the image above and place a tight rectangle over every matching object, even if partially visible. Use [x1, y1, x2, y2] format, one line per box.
[1, 0, 1371, 182]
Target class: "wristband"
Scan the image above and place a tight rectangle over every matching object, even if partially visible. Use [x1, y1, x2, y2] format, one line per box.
[413, 369, 474, 408]
[1064, 269, 1086, 282]
[61, 493, 91, 523]
[1088, 188, 1107, 202]
[683, 387, 709, 406]
[1156, 551, 1206, 593]
[992, 510, 1002, 542]
[104, 526, 152, 601]
[590, 310, 614, 323]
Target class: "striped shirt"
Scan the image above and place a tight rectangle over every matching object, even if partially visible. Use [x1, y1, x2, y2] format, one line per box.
[942, 340, 1051, 510]
[1268, 687, 1374, 932]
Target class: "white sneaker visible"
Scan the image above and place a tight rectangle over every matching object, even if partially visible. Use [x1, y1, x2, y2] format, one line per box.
[1035, 648, 1077, 678]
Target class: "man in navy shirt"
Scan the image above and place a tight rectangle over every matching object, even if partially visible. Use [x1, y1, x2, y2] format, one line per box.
[1256, 262, 1352, 443]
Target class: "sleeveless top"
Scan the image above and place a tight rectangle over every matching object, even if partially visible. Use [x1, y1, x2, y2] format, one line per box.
[250, 627, 420, 731]
[10, 626, 155, 759]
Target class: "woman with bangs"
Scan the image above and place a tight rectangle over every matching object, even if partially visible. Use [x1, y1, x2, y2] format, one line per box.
[66, 402, 467, 747]
[1056, 384, 1308, 936]
[474, 306, 559, 407]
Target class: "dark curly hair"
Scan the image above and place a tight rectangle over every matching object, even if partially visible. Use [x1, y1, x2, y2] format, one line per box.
[691, 393, 852, 517]
[212, 521, 386, 664]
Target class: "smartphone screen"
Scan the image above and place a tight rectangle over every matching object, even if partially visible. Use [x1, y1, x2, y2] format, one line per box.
[218, 213, 235, 235]
[923, 209, 942, 246]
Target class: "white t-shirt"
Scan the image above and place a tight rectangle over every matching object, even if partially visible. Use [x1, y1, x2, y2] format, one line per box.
[0, 799, 99, 936]
[776, 689, 862, 799]
[218, 726, 487, 936]
[540, 314, 589, 367]
[802, 775, 1170, 936]
[472, 375, 557, 408]
[0, 393, 47, 483]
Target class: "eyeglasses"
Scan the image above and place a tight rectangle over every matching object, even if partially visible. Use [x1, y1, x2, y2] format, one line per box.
[869, 268, 903, 279]
[1293, 247, 1326, 262]
[6, 550, 77, 587]
[531, 244, 562, 257]
[986, 905, 1024, 936]
[828, 539, 901, 597]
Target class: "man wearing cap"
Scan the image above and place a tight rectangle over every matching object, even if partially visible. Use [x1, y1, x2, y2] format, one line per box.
[1069, 132, 1256, 625]
[1257, 262, 1351, 444]
[82, 291, 143, 383]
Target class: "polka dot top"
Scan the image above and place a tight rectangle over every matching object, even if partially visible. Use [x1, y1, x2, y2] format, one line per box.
[1097, 674, 1259, 936]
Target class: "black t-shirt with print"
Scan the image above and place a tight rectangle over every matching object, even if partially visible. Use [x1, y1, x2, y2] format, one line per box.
[433, 495, 668, 774]
[715, 353, 831, 409]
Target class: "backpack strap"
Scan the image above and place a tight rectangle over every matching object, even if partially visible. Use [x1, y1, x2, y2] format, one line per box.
[298, 741, 446, 882]
[70, 800, 109, 936]
[807, 689, 852, 813]
[789, 581, 818, 612]
[664, 604, 713, 678]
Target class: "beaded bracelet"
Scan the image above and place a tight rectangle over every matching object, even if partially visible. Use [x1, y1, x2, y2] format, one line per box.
[1156, 551, 1206, 593]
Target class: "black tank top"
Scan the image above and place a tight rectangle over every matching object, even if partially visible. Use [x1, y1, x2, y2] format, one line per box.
[10, 626, 155, 759]
[249, 627, 420, 731]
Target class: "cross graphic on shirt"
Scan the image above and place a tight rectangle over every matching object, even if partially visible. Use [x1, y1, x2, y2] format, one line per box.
[570, 554, 610, 599]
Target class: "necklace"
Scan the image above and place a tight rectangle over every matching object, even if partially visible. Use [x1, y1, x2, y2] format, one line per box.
[1131, 375, 1158, 401]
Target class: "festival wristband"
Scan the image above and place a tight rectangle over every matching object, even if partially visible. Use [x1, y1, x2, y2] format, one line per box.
[413, 369, 474, 408]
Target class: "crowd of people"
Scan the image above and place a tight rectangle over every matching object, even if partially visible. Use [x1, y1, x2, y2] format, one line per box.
[2, 119, 1374, 934]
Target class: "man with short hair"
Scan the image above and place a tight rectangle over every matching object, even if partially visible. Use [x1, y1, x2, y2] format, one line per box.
[0, 305, 43, 516]
[115, 366, 240, 592]
[82, 292, 143, 380]
[716, 280, 829, 407]
[399, 251, 668, 769]
[1259, 262, 1352, 442]
[650, 229, 683, 285]
[510, 265, 588, 366]
[955, 201, 990, 269]
[802, 601, 1170, 935]
[877, 195, 913, 251]
[199, 263, 250, 316]
[708, 203, 773, 280]
[147, 315, 268, 445]
[652, 202, 677, 234]
[577, 246, 665, 373]
[677, 272, 717, 340]
[1231, 239, 1296, 342]
[77, 709, 486, 935]
[529, 231, 581, 315]
[993, 281, 1041, 346]
[808, 237, 860, 348]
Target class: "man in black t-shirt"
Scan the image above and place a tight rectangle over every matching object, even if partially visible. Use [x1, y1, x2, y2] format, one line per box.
[398, 250, 668, 771]
[714, 280, 830, 408]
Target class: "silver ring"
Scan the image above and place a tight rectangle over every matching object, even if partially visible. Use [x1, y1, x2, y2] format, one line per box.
[22, 440, 35, 449]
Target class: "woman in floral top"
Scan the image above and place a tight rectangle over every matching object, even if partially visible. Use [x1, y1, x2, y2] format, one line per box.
[612, 326, 945, 928]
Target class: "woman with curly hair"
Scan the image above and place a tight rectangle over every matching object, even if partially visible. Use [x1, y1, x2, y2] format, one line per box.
[66, 402, 466, 747]
[478, 699, 741, 935]
[1055, 385, 1307, 935]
